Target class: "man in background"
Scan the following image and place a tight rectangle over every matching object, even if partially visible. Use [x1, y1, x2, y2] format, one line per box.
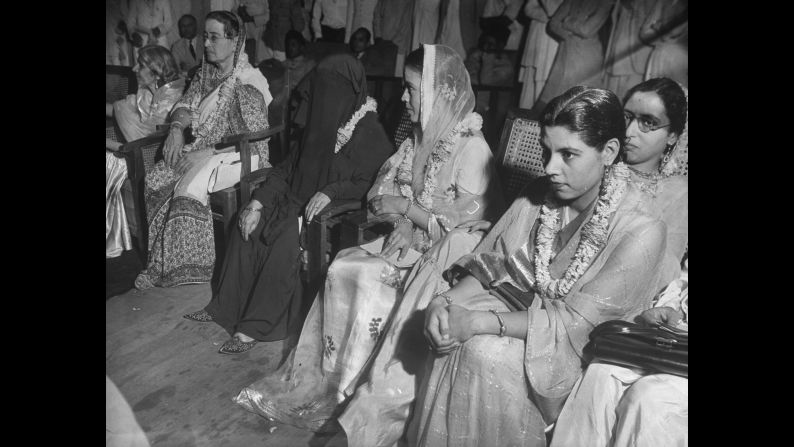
[170, 14, 201, 76]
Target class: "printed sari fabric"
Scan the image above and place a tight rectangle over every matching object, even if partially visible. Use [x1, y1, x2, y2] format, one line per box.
[406, 179, 673, 447]
[233, 45, 503, 445]
[136, 19, 271, 288]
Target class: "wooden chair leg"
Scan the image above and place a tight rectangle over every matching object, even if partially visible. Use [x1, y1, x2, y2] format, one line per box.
[306, 219, 323, 287]
[222, 195, 238, 243]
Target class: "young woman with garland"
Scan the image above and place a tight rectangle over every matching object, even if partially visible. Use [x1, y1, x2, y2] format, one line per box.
[233, 45, 504, 443]
[183, 53, 393, 354]
[409, 86, 674, 447]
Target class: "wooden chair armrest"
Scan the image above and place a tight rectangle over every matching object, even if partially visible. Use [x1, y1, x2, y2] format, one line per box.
[117, 129, 169, 181]
[218, 125, 285, 148]
[314, 200, 363, 222]
[241, 167, 271, 186]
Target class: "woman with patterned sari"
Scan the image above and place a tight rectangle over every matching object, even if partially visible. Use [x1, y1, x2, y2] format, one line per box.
[134, 11, 272, 289]
[409, 86, 674, 446]
[106, 45, 184, 259]
[622, 77, 688, 281]
[233, 44, 503, 443]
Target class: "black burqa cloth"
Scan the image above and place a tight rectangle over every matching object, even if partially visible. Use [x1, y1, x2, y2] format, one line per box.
[205, 54, 370, 342]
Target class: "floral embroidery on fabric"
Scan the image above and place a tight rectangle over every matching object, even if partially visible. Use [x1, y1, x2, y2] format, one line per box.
[439, 81, 457, 101]
[378, 264, 403, 289]
[368, 317, 383, 341]
[324, 335, 336, 358]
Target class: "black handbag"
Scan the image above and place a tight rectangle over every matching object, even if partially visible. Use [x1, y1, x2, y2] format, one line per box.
[583, 320, 688, 378]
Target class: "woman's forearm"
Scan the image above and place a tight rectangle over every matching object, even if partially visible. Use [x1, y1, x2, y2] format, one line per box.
[106, 103, 115, 118]
[170, 107, 191, 127]
[406, 201, 431, 231]
[472, 309, 529, 340]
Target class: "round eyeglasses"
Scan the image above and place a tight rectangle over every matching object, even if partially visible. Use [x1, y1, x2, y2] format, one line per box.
[203, 33, 233, 44]
[623, 111, 671, 133]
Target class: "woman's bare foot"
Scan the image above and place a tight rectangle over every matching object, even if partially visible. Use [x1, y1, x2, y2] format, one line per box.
[234, 332, 255, 343]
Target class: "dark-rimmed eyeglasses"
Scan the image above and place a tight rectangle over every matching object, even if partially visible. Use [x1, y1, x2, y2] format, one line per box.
[623, 111, 671, 133]
[203, 33, 233, 44]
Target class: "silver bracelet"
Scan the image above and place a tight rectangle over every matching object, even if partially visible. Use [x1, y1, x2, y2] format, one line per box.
[393, 216, 412, 228]
[403, 199, 414, 218]
[434, 292, 453, 306]
[489, 309, 506, 337]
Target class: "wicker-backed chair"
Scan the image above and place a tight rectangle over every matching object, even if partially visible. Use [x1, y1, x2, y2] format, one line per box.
[493, 108, 546, 202]
[113, 130, 169, 261]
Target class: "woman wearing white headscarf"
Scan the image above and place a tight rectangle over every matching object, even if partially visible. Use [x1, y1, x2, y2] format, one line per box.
[134, 11, 272, 289]
[233, 44, 503, 445]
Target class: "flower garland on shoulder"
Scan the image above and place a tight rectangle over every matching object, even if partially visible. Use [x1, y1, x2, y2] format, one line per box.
[394, 112, 483, 210]
[335, 96, 378, 153]
[532, 162, 631, 300]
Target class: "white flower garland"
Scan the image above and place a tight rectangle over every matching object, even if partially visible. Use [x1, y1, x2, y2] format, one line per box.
[532, 163, 631, 299]
[335, 96, 378, 153]
[395, 113, 483, 210]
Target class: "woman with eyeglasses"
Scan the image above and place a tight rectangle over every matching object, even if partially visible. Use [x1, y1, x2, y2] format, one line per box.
[621, 77, 688, 280]
[134, 11, 272, 289]
[106, 45, 184, 259]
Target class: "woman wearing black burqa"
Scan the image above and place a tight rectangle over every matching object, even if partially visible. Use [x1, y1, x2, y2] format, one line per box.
[184, 53, 394, 354]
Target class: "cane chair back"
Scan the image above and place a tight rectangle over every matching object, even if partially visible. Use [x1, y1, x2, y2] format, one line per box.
[494, 109, 546, 203]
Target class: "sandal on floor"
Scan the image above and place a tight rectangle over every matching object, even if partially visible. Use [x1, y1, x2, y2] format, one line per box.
[183, 309, 214, 322]
[219, 336, 258, 354]
[134, 273, 155, 290]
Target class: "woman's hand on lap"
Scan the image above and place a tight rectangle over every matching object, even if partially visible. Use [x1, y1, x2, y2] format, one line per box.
[174, 149, 212, 176]
[638, 307, 683, 327]
[164, 128, 184, 168]
[424, 298, 460, 354]
[368, 195, 408, 216]
[380, 221, 413, 260]
[239, 200, 263, 241]
[305, 192, 331, 222]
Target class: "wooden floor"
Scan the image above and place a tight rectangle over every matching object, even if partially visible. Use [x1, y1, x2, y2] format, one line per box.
[106, 283, 338, 446]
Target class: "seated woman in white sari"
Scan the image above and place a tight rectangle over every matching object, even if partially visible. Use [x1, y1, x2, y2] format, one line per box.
[134, 11, 272, 289]
[233, 44, 503, 442]
[106, 45, 185, 259]
[410, 86, 675, 447]
[550, 258, 689, 447]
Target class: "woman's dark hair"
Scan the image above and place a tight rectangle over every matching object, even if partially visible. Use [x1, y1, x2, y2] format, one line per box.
[206, 10, 241, 38]
[540, 86, 625, 152]
[623, 77, 687, 136]
[137, 45, 180, 86]
[405, 47, 424, 72]
[285, 29, 306, 46]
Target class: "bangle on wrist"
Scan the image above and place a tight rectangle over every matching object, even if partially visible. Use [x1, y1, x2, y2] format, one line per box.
[243, 206, 261, 213]
[393, 216, 412, 228]
[403, 199, 413, 218]
[489, 309, 506, 337]
[434, 292, 453, 306]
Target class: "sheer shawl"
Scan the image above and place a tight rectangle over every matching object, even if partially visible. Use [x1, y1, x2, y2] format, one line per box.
[450, 177, 669, 422]
[367, 44, 502, 250]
